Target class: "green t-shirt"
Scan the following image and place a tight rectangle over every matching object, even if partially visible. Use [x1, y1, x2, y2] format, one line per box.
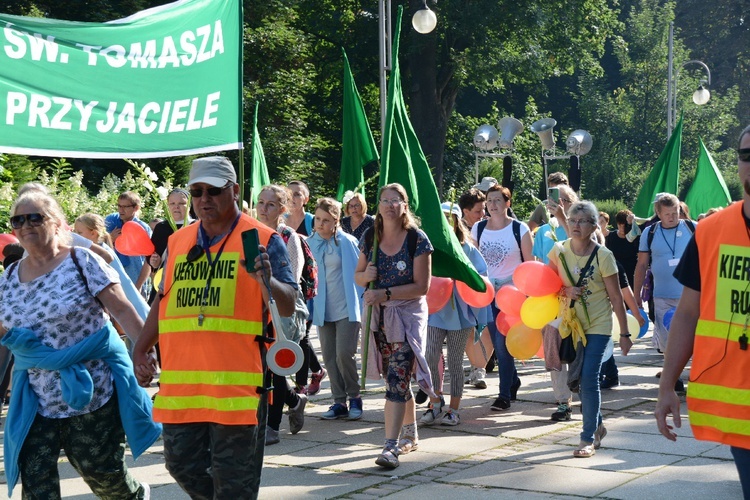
[548, 240, 618, 336]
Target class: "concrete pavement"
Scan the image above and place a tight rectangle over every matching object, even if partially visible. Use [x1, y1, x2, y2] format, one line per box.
[0, 330, 743, 499]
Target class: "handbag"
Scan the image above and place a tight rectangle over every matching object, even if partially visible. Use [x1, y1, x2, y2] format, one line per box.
[641, 268, 653, 302]
[559, 335, 576, 364]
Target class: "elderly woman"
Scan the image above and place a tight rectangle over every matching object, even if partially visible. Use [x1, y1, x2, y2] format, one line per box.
[547, 200, 631, 458]
[341, 191, 375, 241]
[0, 191, 160, 498]
[308, 197, 364, 420]
[257, 185, 309, 445]
[355, 183, 433, 469]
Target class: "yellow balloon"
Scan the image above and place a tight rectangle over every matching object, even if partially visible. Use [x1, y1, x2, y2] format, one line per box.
[612, 312, 641, 336]
[520, 294, 559, 329]
[506, 323, 543, 360]
[153, 267, 164, 289]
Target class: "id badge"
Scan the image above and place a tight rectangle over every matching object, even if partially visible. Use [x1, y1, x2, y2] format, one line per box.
[668, 258, 680, 267]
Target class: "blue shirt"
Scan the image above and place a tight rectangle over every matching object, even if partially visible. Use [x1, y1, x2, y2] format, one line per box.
[639, 220, 695, 299]
[532, 222, 568, 264]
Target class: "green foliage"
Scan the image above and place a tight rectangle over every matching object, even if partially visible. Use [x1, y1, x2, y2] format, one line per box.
[590, 199, 632, 224]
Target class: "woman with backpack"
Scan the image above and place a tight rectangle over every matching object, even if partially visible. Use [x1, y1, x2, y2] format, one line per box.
[256, 185, 310, 445]
[355, 183, 434, 469]
[308, 198, 364, 420]
[471, 184, 533, 412]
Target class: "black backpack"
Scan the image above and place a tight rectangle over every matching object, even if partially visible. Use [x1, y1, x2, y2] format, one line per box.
[475, 219, 524, 262]
[363, 226, 418, 260]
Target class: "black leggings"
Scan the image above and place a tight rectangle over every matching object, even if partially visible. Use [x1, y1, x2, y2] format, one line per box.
[268, 373, 301, 431]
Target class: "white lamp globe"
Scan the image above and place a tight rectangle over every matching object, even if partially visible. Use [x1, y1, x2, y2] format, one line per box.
[412, 8, 437, 34]
[693, 86, 710, 105]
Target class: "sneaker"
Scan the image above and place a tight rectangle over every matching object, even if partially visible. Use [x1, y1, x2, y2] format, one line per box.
[141, 482, 150, 500]
[551, 402, 572, 421]
[288, 393, 307, 434]
[415, 388, 428, 405]
[490, 396, 510, 411]
[307, 369, 327, 396]
[474, 368, 487, 389]
[600, 376, 620, 389]
[465, 367, 476, 385]
[348, 397, 363, 420]
[265, 427, 280, 445]
[593, 424, 607, 449]
[294, 385, 308, 395]
[320, 402, 349, 420]
[441, 410, 460, 426]
[420, 403, 443, 425]
[510, 377, 521, 400]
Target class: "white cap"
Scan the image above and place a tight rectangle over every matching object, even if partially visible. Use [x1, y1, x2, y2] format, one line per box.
[188, 156, 237, 187]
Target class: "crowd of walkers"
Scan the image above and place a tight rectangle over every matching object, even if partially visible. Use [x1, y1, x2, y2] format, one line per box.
[3, 152, 745, 498]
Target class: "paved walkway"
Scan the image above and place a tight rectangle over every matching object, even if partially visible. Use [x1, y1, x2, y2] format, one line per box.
[0, 329, 743, 499]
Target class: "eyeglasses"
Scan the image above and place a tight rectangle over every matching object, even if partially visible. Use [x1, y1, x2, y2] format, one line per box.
[10, 212, 45, 229]
[117, 204, 135, 210]
[380, 198, 404, 206]
[568, 219, 594, 226]
[348, 203, 362, 209]
[189, 184, 231, 198]
[560, 197, 573, 204]
[738, 148, 750, 162]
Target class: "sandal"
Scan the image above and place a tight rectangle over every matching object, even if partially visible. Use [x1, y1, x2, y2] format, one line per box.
[573, 442, 596, 458]
[375, 447, 400, 469]
[398, 437, 418, 455]
[593, 424, 607, 450]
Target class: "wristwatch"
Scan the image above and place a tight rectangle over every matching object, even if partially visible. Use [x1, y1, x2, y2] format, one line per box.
[620, 332, 632, 338]
[385, 288, 392, 301]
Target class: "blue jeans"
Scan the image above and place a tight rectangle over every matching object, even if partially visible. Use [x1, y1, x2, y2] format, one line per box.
[731, 446, 750, 498]
[488, 303, 519, 401]
[579, 334, 609, 443]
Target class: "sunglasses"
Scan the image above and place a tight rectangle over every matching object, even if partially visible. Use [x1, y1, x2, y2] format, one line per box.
[739, 148, 750, 163]
[186, 245, 204, 263]
[189, 184, 231, 198]
[10, 212, 45, 229]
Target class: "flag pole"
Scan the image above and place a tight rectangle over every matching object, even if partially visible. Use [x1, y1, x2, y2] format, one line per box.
[360, 207, 379, 390]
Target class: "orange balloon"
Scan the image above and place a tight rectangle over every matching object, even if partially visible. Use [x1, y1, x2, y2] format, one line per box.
[495, 311, 521, 336]
[495, 285, 526, 316]
[513, 261, 563, 297]
[0, 233, 19, 255]
[115, 221, 155, 256]
[506, 323, 543, 360]
[427, 277, 454, 314]
[456, 277, 495, 308]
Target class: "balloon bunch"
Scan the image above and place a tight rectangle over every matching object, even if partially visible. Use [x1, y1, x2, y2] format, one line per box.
[425, 276, 495, 314]
[114, 221, 155, 256]
[497, 262, 563, 360]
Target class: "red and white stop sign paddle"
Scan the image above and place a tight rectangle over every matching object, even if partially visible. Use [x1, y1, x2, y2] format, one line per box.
[266, 298, 303, 376]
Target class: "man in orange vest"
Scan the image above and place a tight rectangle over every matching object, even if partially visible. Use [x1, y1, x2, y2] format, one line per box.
[656, 125, 750, 497]
[133, 157, 297, 499]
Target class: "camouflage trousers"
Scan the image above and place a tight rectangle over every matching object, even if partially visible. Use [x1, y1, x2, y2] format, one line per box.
[162, 391, 268, 500]
[19, 395, 145, 499]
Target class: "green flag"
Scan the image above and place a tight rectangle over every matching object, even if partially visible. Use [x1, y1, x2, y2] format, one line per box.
[0, 0, 242, 158]
[633, 116, 683, 218]
[338, 49, 379, 201]
[250, 102, 270, 204]
[685, 137, 732, 216]
[380, 7, 484, 291]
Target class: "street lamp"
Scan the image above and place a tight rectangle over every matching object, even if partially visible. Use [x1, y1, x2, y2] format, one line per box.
[666, 22, 711, 139]
[379, 1, 437, 137]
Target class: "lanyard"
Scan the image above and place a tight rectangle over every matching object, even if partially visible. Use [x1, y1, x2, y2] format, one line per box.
[659, 221, 679, 258]
[196, 214, 241, 325]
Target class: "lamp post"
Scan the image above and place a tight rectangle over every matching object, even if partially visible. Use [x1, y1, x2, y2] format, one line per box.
[666, 22, 711, 139]
[379, 0, 436, 138]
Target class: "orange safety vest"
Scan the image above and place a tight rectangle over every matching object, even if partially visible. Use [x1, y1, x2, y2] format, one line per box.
[690, 201, 750, 448]
[154, 214, 275, 425]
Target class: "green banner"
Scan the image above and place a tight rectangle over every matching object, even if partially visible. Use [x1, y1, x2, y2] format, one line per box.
[0, 0, 242, 158]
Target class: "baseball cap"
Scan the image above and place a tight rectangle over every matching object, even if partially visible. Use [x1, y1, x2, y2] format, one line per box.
[473, 176, 498, 192]
[441, 202, 461, 217]
[188, 157, 237, 187]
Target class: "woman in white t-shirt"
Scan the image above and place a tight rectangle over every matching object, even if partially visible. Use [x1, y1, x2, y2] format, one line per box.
[470, 185, 533, 412]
